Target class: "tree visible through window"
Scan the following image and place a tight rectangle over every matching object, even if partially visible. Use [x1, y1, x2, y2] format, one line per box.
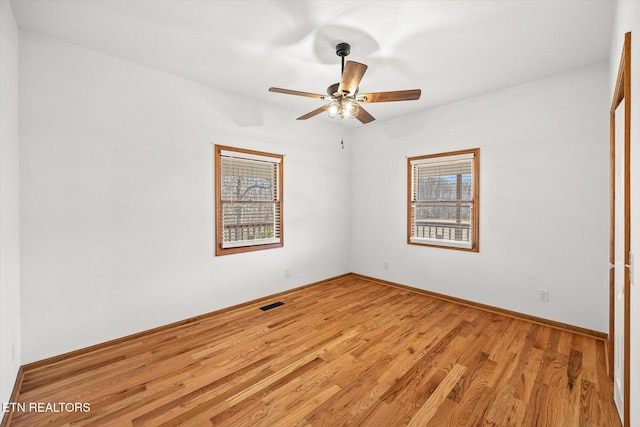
[215, 145, 283, 256]
[408, 148, 479, 251]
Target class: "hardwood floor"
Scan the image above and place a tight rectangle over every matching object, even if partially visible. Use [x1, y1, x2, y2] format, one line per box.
[5, 275, 621, 426]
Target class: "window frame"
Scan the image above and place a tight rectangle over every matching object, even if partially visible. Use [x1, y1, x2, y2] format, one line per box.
[215, 145, 284, 256]
[407, 148, 480, 252]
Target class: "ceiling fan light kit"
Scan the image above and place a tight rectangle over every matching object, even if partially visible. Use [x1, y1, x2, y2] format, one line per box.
[269, 42, 421, 124]
[328, 98, 359, 118]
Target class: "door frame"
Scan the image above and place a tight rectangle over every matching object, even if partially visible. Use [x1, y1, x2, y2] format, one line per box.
[609, 31, 631, 427]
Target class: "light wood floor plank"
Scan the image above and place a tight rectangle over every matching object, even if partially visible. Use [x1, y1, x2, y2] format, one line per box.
[5, 276, 621, 426]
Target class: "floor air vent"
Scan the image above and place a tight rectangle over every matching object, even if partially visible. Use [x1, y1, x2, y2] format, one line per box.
[259, 301, 284, 311]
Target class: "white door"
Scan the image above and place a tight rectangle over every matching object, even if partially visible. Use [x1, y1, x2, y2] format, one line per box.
[613, 102, 625, 421]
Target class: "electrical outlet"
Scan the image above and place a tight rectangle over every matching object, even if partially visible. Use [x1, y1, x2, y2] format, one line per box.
[539, 289, 549, 302]
[285, 269, 291, 278]
[384, 262, 389, 270]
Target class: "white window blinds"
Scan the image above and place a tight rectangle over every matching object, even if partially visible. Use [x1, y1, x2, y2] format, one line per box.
[216, 146, 283, 254]
[408, 150, 479, 250]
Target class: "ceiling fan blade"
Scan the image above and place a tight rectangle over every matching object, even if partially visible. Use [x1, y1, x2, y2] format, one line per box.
[358, 89, 422, 103]
[296, 104, 330, 120]
[355, 105, 375, 124]
[338, 61, 368, 95]
[269, 87, 326, 99]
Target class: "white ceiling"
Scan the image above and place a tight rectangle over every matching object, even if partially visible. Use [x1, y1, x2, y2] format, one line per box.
[10, 0, 614, 126]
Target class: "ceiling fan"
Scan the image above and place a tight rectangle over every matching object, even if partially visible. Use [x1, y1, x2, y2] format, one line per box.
[269, 43, 421, 124]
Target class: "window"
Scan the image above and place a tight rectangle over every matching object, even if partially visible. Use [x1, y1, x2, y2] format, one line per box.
[215, 145, 283, 256]
[408, 148, 479, 251]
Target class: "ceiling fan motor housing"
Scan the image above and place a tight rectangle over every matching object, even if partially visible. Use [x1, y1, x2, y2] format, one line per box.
[327, 82, 340, 96]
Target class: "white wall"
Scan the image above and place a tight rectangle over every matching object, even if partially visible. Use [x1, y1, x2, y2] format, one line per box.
[0, 0, 21, 409]
[18, 30, 350, 363]
[350, 62, 610, 333]
[611, 1, 640, 423]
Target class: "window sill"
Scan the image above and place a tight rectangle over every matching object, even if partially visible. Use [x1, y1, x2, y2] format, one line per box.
[409, 237, 475, 251]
